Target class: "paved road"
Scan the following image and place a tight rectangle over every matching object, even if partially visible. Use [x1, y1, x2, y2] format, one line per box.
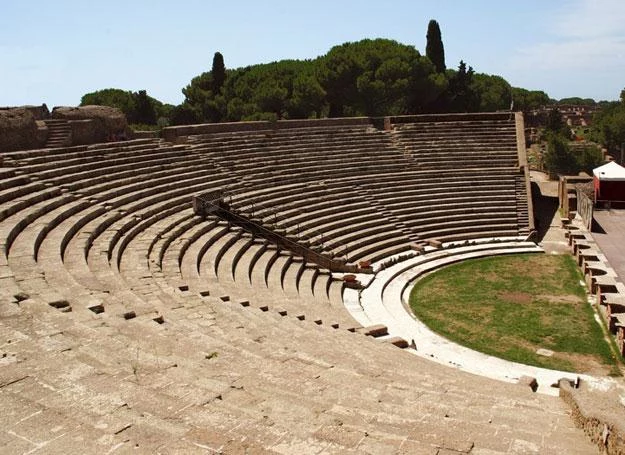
[591, 209, 625, 283]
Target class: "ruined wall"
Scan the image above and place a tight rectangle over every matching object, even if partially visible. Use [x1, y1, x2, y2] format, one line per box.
[0, 108, 47, 152]
[52, 105, 128, 144]
[560, 381, 625, 454]
[388, 112, 512, 124]
[576, 188, 594, 230]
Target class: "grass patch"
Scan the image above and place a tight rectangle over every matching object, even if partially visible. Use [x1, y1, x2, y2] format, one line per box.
[409, 253, 617, 373]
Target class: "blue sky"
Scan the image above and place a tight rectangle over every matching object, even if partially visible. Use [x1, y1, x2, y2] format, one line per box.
[1, 0, 624, 108]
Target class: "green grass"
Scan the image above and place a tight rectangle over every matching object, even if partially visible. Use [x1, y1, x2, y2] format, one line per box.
[409, 254, 618, 373]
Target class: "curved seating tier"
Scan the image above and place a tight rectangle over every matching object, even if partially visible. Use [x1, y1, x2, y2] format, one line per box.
[184, 117, 530, 266]
[0, 117, 588, 453]
[344, 239, 585, 394]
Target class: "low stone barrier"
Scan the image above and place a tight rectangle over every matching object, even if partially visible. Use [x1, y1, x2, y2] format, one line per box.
[162, 117, 373, 142]
[560, 380, 625, 454]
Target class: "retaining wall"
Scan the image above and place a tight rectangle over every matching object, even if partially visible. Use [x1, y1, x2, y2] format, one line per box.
[560, 380, 625, 454]
[162, 117, 374, 143]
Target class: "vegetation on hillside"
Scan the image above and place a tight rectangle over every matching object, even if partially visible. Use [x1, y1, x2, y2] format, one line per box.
[540, 107, 604, 176]
[590, 90, 625, 157]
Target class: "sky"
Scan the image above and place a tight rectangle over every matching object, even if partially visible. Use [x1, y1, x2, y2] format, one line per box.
[1, 0, 624, 108]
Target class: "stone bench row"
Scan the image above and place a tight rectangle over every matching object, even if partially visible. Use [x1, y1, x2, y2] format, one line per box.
[565, 224, 625, 356]
[170, 222, 356, 326]
[345, 238, 591, 395]
[6, 140, 166, 168]
[0, 137, 160, 160]
[8, 143, 192, 179]
[2, 279, 592, 453]
[394, 131, 517, 144]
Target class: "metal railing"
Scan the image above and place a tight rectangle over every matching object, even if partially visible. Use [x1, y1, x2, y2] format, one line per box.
[193, 192, 368, 274]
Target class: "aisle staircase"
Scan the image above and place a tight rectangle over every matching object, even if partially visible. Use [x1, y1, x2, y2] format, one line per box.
[43, 119, 72, 148]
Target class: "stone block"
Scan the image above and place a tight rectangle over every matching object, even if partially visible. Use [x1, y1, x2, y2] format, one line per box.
[385, 336, 409, 348]
[518, 375, 538, 392]
[427, 239, 442, 248]
[358, 324, 388, 337]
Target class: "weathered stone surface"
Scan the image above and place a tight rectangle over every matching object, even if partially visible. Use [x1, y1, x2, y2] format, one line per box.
[518, 375, 538, 392]
[0, 107, 45, 152]
[0, 116, 604, 454]
[51, 105, 128, 144]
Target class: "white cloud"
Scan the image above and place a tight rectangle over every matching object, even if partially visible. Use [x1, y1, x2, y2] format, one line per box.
[553, 0, 625, 38]
[512, 37, 625, 71]
[507, 0, 625, 98]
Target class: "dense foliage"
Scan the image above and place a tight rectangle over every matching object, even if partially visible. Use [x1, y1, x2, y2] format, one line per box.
[172, 38, 548, 124]
[318, 39, 446, 117]
[557, 97, 596, 105]
[542, 108, 603, 176]
[590, 95, 625, 156]
[543, 132, 577, 175]
[511, 87, 551, 112]
[79, 22, 595, 130]
[80, 88, 172, 126]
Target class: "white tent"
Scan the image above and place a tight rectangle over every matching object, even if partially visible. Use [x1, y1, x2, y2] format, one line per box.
[592, 161, 625, 181]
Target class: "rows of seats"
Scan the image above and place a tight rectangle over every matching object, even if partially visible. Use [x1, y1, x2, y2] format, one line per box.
[346, 238, 583, 395]
[391, 118, 519, 170]
[0, 116, 589, 453]
[184, 117, 529, 265]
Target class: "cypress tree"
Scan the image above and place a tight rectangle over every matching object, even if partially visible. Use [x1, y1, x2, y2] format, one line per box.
[212, 52, 226, 93]
[426, 20, 446, 73]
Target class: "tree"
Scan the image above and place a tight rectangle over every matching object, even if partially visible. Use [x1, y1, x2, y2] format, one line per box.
[544, 133, 577, 176]
[426, 20, 446, 73]
[591, 100, 625, 156]
[181, 59, 227, 123]
[446, 60, 478, 112]
[169, 103, 199, 125]
[576, 145, 604, 174]
[212, 52, 226, 94]
[80, 88, 163, 125]
[81, 88, 135, 117]
[471, 74, 511, 112]
[545, 107, 571, 138]
[134, 90, 156, 125]
[557, 97, 596, 106]
[317, 38, 445, 117]
[511, 87, 551, 112]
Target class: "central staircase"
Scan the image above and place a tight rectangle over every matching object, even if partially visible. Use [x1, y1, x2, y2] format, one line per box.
[44, 118, 72, 148]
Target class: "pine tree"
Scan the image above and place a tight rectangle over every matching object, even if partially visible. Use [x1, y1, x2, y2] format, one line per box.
[212, 52, 226, 94]
[426, 20, 446, 73]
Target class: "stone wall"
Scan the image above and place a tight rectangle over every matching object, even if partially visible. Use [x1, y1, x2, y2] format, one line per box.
[576, 188, 594, 230]
[560, 380, 625, 454]
[52, 105, 128, 144]
[388, 112, 513, 125]
[0, 107, 47, 152]
[0, 104, 131, 151]
[68, 119, 98, 146]
[132, 130, 159, 139]
[559, 175, 593, 217]
[162, 117, 373, 143]
[162, 113, 516, 143]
